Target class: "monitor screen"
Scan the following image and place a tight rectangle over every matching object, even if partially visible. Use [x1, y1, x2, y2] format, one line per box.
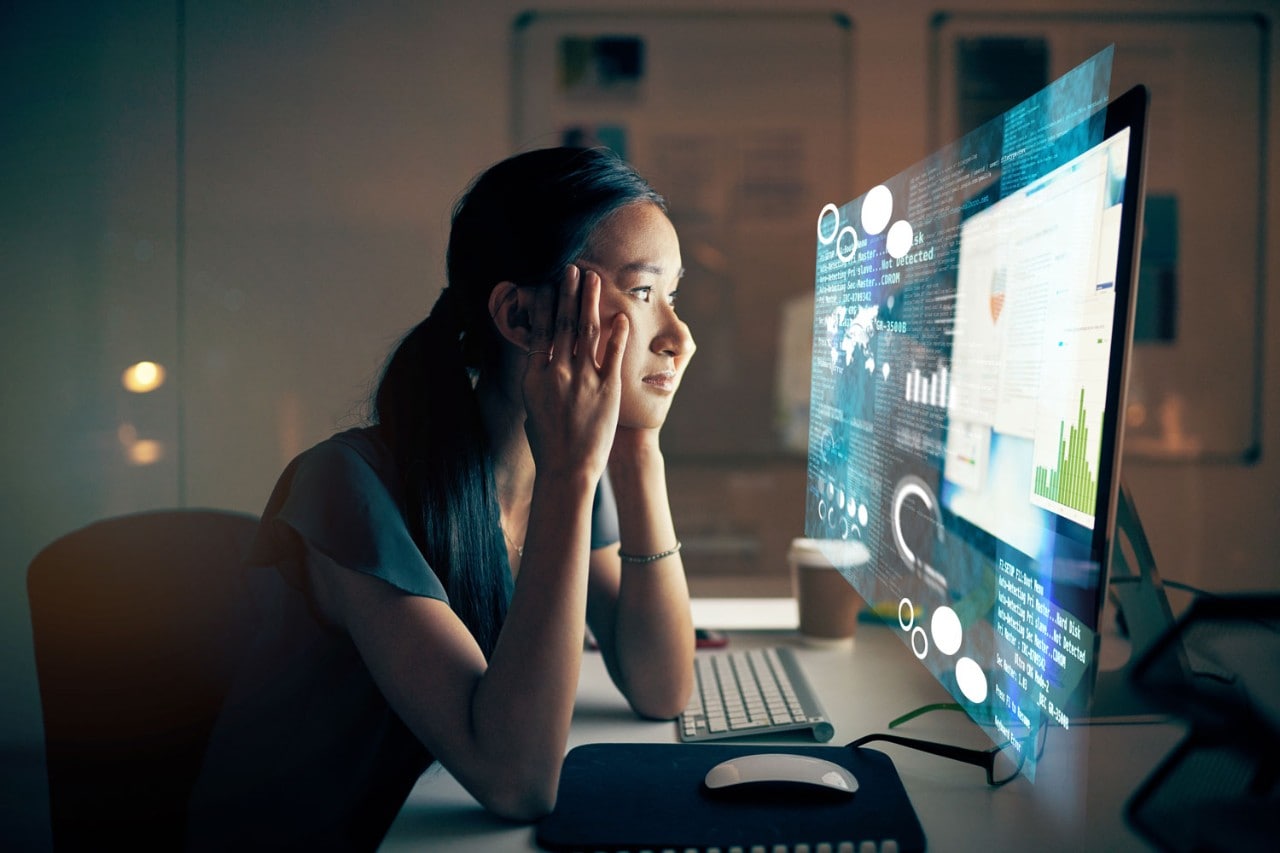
[805, 50, 1147, 780]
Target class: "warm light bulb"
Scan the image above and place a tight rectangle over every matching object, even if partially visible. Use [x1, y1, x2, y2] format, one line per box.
[122, 361, 166, 393]
[125, 439, 165, 466]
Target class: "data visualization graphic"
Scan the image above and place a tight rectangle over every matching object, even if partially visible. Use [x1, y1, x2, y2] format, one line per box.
[905, 362, 949, 408]
[1032, 388, 1102, 526]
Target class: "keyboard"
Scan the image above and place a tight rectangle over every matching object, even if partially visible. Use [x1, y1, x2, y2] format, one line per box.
[678, 645, 834, 742]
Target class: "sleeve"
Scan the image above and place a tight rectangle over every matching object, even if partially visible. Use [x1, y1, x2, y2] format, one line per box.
[247, 437, 448, 602]
[590, 473, 620, 550]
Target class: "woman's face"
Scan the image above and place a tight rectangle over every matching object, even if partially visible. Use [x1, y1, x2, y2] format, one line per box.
[578, 202, 694, 430]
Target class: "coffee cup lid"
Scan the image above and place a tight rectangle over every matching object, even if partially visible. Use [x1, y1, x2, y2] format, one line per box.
[788, 537, 870, 569]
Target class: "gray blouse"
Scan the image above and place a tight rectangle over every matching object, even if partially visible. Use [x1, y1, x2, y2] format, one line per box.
[184, 427, 618, 851]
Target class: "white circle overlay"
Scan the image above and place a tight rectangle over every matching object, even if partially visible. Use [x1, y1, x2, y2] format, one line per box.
[898, 598, 915, 631]
[817, 203, 840, 244]
[910, 626, 929, 659]
[931, 606, 963, 656]
[861, 185, 893, 235]
[955, 657, 988, 703]
[886, 220, 914, 259]
[835, 225, 858, 263]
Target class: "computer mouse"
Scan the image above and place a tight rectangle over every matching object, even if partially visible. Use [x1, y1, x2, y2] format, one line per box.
[703, 753, 858, 801]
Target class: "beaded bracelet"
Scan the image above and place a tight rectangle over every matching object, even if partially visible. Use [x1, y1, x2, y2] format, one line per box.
[618, 540, 682, 564]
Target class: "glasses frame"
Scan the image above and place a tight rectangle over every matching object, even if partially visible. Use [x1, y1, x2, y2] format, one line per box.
[849, 703, 1048, 787]
[889, 701, 983, 728]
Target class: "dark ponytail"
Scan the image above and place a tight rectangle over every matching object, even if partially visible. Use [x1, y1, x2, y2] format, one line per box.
[372, 147, 665, 657]
[373, 287, 509, 656]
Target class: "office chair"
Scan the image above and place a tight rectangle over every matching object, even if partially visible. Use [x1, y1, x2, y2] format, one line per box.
[27, 509, 261, 850]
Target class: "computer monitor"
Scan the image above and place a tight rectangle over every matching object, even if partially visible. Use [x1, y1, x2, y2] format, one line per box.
[806, 52, 1151, 779]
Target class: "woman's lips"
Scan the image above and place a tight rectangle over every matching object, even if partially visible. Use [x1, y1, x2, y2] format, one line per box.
[642, 370, 677, 392]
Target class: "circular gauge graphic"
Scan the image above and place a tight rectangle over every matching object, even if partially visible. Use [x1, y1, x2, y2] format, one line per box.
[891, 474, 945, 594]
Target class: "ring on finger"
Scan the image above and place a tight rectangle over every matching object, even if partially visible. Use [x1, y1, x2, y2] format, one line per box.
[527, 349, 552, 360]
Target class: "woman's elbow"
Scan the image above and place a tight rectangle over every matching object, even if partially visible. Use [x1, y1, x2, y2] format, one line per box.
[627, 673, 694, 721]
[476, 775, 559, 822]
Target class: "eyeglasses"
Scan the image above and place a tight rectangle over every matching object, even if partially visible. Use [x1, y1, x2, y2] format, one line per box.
[848, 703, 1048, 787]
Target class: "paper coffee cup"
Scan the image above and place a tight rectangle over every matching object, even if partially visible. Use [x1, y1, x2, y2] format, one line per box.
[788, 537, 869, 647]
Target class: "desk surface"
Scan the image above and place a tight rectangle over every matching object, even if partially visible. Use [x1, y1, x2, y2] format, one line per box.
[381, 621, 1182, 852]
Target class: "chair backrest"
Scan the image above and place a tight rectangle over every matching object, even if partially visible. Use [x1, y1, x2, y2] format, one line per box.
[27, 509, 261, 850]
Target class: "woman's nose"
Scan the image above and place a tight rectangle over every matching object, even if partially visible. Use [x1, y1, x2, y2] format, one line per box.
[653, 307, 694, 358]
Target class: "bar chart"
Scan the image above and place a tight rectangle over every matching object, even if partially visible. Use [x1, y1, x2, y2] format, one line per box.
[1032, 388, 1101, 526]
[905, 362, 949, 408]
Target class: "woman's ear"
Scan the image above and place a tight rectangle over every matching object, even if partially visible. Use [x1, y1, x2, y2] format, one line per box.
[487, 281, 532, 349]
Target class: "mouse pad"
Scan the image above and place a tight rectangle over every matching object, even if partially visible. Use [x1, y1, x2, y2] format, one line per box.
[536, 742, 926, 852]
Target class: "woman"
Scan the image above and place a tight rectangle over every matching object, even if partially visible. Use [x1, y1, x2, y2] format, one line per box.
[186, 147, 696, 849]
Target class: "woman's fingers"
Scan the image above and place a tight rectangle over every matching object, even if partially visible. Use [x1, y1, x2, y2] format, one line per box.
[601, 312, 629, 380]
[551, 265, 581, 361]
[528, 273, 558, 359]
[576, 270, 603, 364]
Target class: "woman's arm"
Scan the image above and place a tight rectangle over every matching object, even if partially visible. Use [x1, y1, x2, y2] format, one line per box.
[586, 428, 695, 720]
[312, 469, 598, 821]
[315, 268, 629, 821]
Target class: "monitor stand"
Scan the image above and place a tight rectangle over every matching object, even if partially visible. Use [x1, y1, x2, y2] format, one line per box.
[1085, 481, 1184, 723]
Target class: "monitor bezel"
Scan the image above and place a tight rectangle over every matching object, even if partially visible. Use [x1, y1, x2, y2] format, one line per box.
[1082, 82, 1153, 690]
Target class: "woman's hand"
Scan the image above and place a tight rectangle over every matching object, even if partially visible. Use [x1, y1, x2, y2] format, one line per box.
[523, 265, 629, 483]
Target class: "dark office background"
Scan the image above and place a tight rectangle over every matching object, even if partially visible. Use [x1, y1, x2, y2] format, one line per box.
[3, 1, 1278, 848]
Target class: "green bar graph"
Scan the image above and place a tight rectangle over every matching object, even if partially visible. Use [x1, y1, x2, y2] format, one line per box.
[1033, 389, 1100, 515]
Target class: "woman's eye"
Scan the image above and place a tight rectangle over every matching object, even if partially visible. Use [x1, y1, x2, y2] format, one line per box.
[667, 289, 680, 307]
[629, 286, 653, 303]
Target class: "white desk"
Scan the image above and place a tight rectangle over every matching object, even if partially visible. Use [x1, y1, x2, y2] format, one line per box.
[380, 621, 1183, 852]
